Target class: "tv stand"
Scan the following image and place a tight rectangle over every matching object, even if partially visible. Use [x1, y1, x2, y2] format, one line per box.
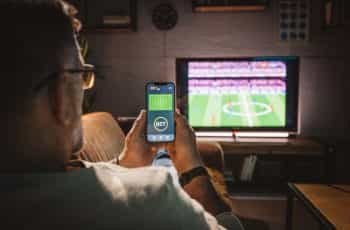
[197, 134, 294, 143]
[234, 137, 289, 143]
[214, 137, 333, 195]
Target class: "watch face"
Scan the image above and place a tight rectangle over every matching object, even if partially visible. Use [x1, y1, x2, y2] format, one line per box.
[152, 4, 178, 31]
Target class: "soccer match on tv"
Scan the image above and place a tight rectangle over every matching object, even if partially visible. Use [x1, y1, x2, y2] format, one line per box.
[188, 61, 287, 128]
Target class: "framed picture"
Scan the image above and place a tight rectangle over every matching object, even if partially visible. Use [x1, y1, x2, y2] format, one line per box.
[323, 0, 350, 28]
[278, 0, 310, 42]
[67, 0, 138, 31]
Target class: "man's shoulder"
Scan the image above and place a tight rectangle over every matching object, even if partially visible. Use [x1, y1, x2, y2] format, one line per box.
[84, 162, 176, 200]
[85, 161, 171, 182]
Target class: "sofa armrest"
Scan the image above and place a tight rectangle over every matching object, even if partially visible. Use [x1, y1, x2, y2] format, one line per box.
[197, 141, 224, 173]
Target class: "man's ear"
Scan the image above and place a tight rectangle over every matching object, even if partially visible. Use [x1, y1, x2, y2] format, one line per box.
[48, 75, 74, 127]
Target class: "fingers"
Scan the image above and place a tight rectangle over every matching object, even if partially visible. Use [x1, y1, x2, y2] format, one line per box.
[175, 111, 196, 143]
[174, 109, 196, 138]
[174, 109, 186, 128]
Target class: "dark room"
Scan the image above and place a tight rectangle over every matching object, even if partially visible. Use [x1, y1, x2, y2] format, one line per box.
[1, 0, 350, 229]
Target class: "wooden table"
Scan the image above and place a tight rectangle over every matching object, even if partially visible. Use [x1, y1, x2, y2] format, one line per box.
[286, 183, 350, 230]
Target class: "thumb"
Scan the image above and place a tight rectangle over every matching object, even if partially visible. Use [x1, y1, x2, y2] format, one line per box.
[128, 110, 147, 139]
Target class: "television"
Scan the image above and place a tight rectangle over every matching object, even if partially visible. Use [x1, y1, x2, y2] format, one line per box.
[176, 57, 299, 133]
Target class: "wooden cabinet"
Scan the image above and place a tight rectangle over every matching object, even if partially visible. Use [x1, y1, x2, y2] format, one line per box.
[217, 138, 333, 194]
[67, 0, 137, 31]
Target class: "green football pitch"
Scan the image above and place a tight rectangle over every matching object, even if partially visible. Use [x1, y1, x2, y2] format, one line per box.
[188, 94, 286, 127]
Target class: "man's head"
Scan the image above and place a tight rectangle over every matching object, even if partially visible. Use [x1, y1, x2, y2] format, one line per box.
[1, 0, 89, 172]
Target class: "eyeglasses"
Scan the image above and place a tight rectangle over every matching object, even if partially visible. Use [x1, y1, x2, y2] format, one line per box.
[33, 64, 95, 92]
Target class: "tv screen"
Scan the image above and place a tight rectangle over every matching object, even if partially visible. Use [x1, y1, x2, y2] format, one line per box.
[176, 57, 299, 132]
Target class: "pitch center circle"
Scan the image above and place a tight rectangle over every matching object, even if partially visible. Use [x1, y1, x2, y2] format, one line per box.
[223, 102, 272, 117]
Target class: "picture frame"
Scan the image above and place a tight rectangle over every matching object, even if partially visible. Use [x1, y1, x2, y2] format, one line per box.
[323, 0, 350, 28]
[67, 0, 138, 32]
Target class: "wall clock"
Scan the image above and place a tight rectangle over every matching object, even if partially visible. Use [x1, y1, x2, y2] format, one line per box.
[152, 3, 178, 31]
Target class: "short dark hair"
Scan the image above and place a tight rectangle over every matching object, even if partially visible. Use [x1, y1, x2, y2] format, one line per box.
[1, 0, 76, 109]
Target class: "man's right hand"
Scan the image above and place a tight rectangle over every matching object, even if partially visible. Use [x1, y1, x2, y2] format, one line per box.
[167, 110, 205, 175]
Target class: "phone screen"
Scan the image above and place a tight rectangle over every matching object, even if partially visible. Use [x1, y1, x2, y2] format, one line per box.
[146, 82, 175, 142]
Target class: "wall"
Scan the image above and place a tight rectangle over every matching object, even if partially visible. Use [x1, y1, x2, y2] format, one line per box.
[86, 0, 350, 181]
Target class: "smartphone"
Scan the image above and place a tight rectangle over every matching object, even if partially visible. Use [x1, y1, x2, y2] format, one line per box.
[146, 82, 175, 143]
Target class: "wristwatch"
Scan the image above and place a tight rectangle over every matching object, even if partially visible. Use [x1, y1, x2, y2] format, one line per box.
[179, 166, 209, 187]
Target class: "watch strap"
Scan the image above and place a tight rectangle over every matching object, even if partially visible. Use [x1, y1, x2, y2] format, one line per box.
[179, 166, 209, 187]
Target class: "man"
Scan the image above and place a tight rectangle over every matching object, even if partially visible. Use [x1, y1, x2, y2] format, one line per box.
[0, 1, 242, 229]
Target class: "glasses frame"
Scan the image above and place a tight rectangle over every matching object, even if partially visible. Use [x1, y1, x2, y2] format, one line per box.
[33, 64, 95, 92]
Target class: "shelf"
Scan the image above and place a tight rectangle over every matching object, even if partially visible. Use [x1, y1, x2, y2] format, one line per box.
[193, 5, 267, 12]
[192, 0, 269, 12]
[84, 28, 135, 33]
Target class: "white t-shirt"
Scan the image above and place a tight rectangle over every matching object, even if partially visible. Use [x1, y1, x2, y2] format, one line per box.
[0, 162, 242, 230]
